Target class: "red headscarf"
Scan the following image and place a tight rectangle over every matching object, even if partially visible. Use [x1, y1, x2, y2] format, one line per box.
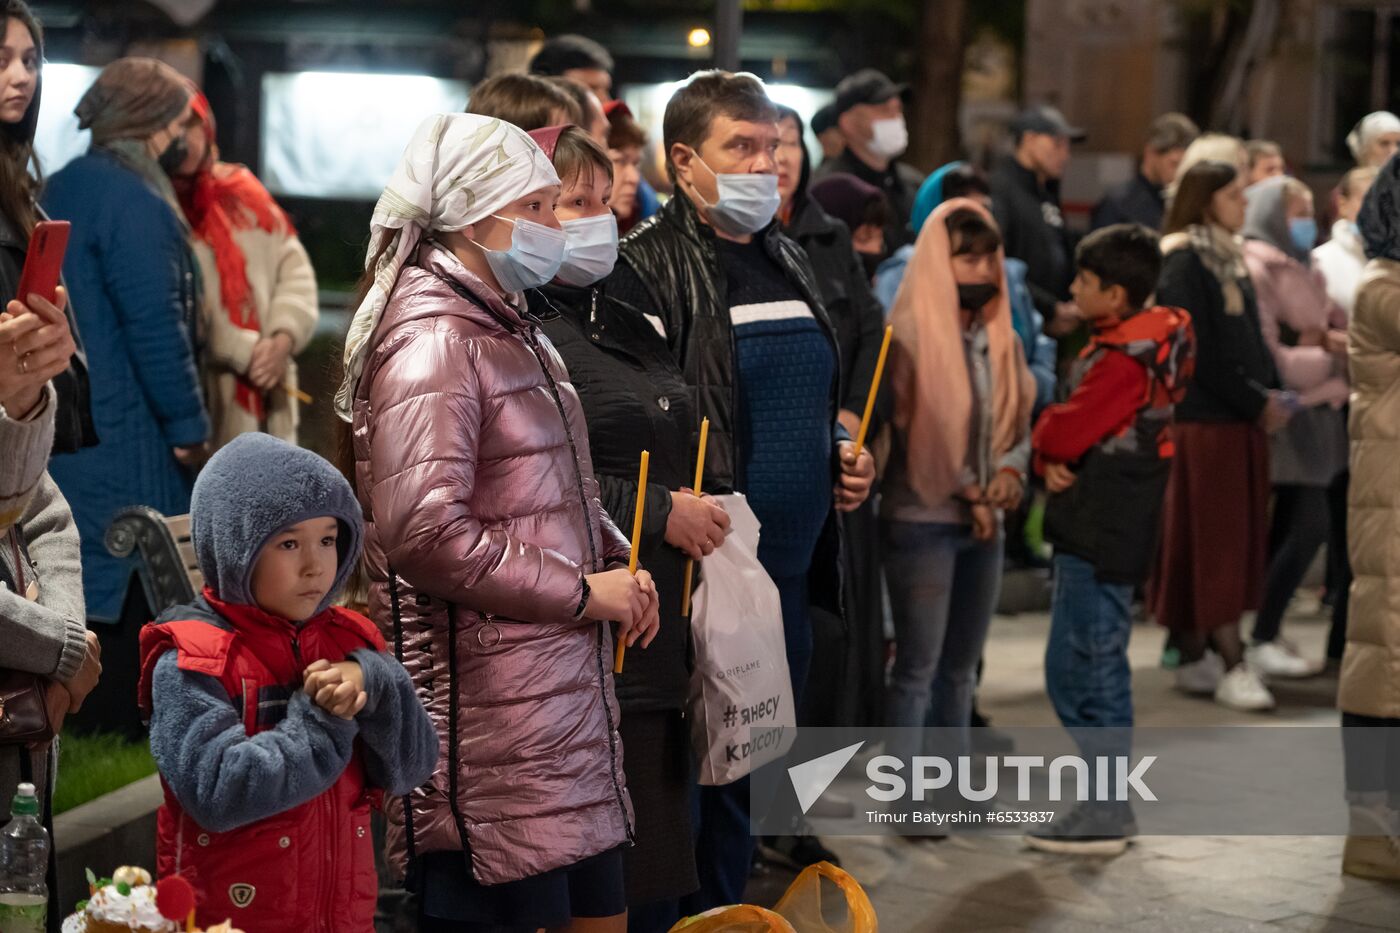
[175, 91, 295, 417]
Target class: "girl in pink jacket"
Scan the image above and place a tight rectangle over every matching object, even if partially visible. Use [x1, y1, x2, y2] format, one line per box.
[336, 113, 659, 933]
[1241, 175, 1348, 679]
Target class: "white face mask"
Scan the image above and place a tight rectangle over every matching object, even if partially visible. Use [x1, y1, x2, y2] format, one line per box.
[473, 213, 567, 293]
[556, 213, 619, 287]
[868, 115, 909, 159]
[687, 151, 781, 237]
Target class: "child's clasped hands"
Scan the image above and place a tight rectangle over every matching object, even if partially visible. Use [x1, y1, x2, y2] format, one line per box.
[303, 658, 368, 719]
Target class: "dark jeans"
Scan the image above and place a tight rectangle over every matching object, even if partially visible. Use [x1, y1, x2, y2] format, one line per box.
[68, 580, 148, 739]
[1253, 485, 1330, 645]
[1342, 712, 1400, 808]
[684, 572, 812, 914]
[629, 900, 682, 933]
[1327, 471, 1352, 661]
[883, 520, 1004, 762]
[1045, 553, 1134, 777]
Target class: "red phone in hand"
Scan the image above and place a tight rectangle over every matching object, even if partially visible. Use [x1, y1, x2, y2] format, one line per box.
[15, 220, 70, 310]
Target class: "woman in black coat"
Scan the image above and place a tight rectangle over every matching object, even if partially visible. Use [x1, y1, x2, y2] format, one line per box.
[527, 124, 730, 933]
[775, 105, 890, 730]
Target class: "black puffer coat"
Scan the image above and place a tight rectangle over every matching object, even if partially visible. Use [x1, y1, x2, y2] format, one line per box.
[534, 280, 694, 712]
[609, 192, 846, 618]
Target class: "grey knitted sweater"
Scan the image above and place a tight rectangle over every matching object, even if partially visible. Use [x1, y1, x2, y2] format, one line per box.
[0, 381, 87, 811]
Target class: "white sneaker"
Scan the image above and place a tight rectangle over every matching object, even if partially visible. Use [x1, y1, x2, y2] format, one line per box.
[1175, 652, 1224, 695]
[1214, 664, 1276, 711]
[1247, 640, 1322, 679]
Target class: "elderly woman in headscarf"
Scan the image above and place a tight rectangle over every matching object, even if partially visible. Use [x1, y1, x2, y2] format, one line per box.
[1348, 111, 1400, 169]
[881, 198, 1034, 782]
[340, 112, 657, 933]
[173, 89, 317, 449]
[1239, 175, 1348, 679]
[40, 57, 208, 735]
[1339, 150, 1400, 882]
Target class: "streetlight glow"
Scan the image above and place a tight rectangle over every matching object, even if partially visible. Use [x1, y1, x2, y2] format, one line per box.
[688, 27, 712, 48]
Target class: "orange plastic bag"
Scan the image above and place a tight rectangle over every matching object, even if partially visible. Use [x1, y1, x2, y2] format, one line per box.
[669, 862, 877, 933]
[670, 904, 797, 932]
[772, 862, 878, 933]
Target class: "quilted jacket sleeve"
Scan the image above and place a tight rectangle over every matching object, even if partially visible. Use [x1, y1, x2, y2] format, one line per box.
[366, 322, 588, 625]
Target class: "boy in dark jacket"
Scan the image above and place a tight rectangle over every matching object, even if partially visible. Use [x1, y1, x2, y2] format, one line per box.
[1026, 224, 1195, 855]
[137, 433, 438, 932]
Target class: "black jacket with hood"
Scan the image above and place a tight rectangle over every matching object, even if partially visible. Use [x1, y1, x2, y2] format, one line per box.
[782, 168, 891, 433]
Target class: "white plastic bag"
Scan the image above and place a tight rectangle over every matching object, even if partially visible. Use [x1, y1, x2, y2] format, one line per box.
[689, 494, 796, 785]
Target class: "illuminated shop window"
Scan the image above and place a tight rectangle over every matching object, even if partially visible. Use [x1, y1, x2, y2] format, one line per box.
[262, 71, 470, 199]
[33, 63, 102, 174]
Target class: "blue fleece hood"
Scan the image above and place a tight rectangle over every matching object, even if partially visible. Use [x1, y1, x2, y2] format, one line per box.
[190, 433, 364, 616]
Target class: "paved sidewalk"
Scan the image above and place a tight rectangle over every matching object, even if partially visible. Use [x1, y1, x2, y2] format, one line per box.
[748, 600, 1400, 932]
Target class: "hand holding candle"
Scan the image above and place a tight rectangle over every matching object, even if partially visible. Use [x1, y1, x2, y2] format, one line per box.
[834, 325, 889, 512]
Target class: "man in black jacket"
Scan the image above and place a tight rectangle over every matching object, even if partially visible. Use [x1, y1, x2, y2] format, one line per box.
[992, 105, 1086, 340]
[1092, 112, 1198, 232]
[607, 69, 875, 909]
[814, 69, 924, 251]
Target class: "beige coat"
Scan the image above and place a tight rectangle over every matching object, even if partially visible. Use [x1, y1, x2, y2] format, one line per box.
[193, 225, 318, 448]
[1342, 256, 1400, 718]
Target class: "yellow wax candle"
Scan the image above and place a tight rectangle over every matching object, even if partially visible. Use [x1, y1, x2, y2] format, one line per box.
[613, 450, 650, 674]
[854, 324, 893, 455]
[680, 418, 711, 618]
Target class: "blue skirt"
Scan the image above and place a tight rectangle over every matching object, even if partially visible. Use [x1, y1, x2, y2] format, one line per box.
[415, 844, 626, 931]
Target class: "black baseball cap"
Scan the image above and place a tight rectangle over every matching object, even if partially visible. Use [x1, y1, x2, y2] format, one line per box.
[1010, 104, 1087, 142]
[833, 69, 907, 117]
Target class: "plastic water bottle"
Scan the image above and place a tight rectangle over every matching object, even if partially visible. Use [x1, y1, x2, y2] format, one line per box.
[0, 783, 48, 933]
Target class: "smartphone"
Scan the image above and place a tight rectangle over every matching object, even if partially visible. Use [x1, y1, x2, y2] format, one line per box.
[14, 220, 70, 310]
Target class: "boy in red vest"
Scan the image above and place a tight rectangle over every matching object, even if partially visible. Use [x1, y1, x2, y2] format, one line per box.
[138, 433, 437, 932]
[1025, 224, 1194, 856]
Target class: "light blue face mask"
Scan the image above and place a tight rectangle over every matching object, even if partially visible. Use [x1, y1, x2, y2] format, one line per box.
[556, 213, 619, 287]
[474, 214, 567, 293]
[688, 151, 781, 237]
[1289, 216, 1318, 253]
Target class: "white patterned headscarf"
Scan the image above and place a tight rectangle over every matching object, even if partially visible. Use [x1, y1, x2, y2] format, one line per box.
[335, 113, 560, 420]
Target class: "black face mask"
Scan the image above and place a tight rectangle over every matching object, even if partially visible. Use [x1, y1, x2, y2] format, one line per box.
[157, 135, 189, 176]
[957, 282, 1000, 312]
[860, 251, 885, 282]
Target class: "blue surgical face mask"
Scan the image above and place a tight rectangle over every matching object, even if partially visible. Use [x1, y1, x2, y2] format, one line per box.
[556, 213, 619, 287]
[473, 213, 567, 293]
[1289, 216, 1318, 253]
[687, 151, 781, 237]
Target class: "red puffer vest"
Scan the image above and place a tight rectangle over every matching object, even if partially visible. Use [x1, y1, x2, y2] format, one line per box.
[137, 590, 387, 933]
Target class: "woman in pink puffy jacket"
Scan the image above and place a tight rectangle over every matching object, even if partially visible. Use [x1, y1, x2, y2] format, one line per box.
[1240, 175, 1349, 679]
[335, 112, 659, 933]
